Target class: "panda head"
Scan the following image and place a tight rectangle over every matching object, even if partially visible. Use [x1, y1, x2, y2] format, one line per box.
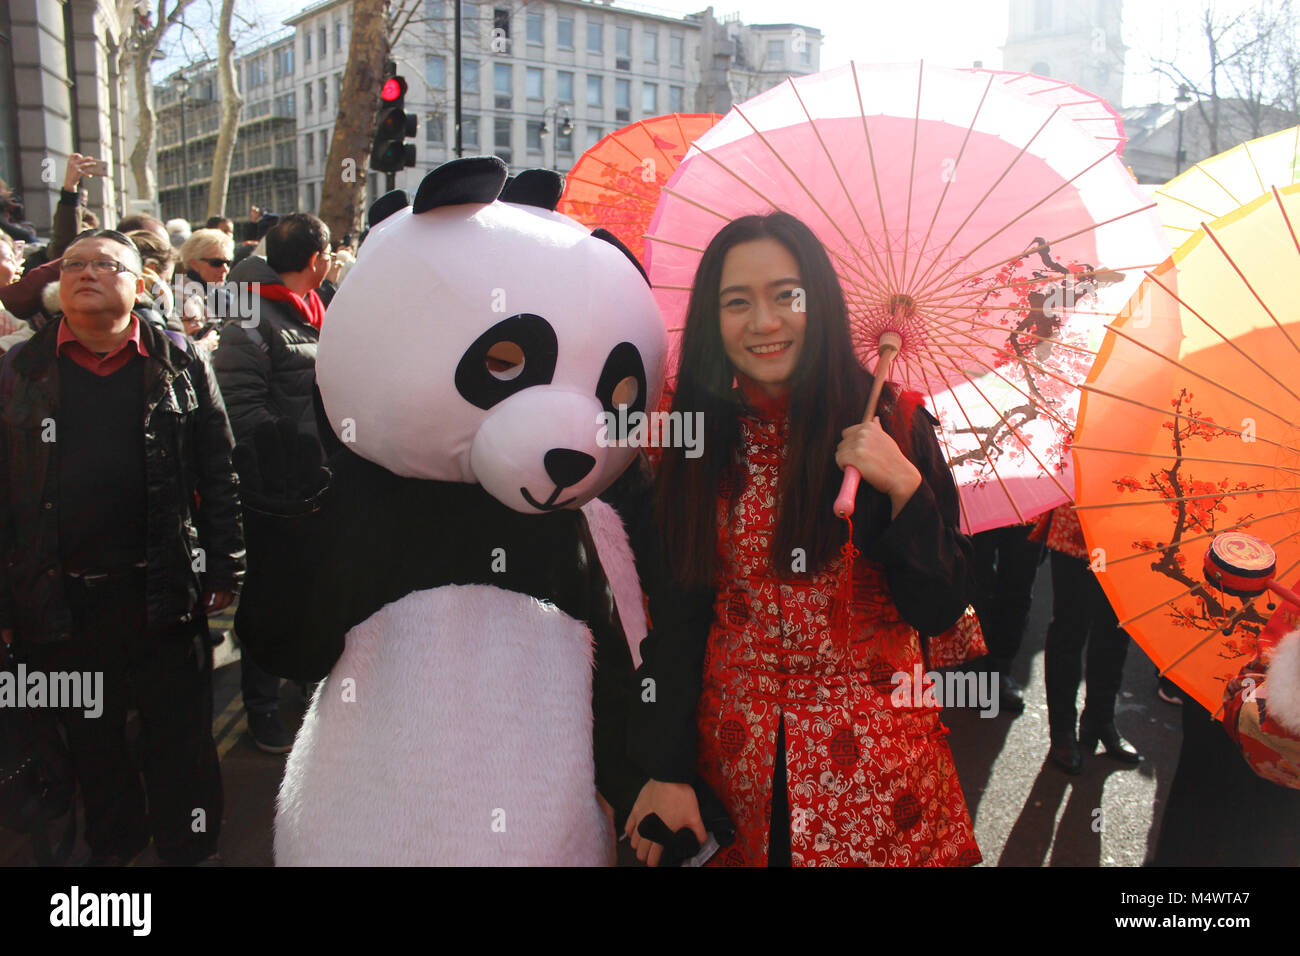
[316, 156, 667, 513]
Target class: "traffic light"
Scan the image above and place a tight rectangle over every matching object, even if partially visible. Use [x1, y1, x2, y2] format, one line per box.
[372, 74, 417, 173]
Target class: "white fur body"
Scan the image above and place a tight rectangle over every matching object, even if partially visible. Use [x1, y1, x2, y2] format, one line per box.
[274, 584, 615, 866]
[1267, 628, 1300, 735]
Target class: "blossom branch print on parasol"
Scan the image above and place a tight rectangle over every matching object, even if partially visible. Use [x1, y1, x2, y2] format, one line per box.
[646, 61, 1170, 534]
[1073, 184, 1300, 712]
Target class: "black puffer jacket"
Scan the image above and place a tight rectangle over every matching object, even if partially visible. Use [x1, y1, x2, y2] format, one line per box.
[0, 319, 245, 645]
[212, 256, 319, 442]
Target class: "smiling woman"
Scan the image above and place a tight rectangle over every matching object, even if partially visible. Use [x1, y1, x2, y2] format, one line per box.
[626, 212, 980, 867]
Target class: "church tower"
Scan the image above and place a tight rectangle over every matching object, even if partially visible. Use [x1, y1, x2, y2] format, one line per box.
[1002, 0, 1127, 108]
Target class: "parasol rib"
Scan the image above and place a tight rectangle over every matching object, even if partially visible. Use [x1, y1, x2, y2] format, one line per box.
[1199, 219, 1300, 360]
[1072, 444, 1300, 478]
[904, 104, 1065, 296]
[850, 61, 904, 292]
[901, 72, 997, 296]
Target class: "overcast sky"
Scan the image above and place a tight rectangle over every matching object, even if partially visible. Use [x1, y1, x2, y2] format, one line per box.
[158, 0, 1272, 109]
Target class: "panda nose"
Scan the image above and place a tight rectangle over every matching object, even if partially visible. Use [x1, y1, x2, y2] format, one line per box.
[544, 448, 596, 488]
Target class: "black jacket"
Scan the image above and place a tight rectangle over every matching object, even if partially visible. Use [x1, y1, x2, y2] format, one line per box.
[0, 318, 245, 645]
[212, 256, 320, 443]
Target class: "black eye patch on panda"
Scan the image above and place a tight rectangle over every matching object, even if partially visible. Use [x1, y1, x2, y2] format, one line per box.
[455, 314, 558, 409]
[595, 342, 648, 421]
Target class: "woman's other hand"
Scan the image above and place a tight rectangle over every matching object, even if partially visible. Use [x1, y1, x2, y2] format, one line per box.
[626, 779, 706, 867]
[836, 417, 923, 517]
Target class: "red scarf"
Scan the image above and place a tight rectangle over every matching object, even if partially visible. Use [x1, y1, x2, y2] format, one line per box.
[258, 283, 326, 331]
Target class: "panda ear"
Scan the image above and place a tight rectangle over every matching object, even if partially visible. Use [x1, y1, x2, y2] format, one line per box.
[592, 228, 649, 286]
[412, 156, 509, 213]
[368, 190, 410, 228]
[499, 169, 563, 211]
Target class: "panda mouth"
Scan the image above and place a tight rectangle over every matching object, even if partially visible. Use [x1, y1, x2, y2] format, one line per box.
[520, 485, 578, 511]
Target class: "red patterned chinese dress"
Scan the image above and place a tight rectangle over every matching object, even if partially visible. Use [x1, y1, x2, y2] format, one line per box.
[695, 395, 982, 866]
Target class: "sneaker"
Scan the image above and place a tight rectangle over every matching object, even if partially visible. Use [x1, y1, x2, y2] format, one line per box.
[247, 710, 293, 754]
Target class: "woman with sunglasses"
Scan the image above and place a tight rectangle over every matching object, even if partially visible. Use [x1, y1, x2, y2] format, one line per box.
[178, 228, 234, 353]
[624, 213, 980, 867]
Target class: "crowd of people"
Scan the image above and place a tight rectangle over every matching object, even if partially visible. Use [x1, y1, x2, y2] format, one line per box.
[0, 156, 1296, 867]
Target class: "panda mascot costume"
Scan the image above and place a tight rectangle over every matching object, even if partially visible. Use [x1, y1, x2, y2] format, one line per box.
[232, 157, 666, 865]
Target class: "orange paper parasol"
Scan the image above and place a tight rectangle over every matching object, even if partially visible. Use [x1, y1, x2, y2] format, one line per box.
[556, 113, 722, 261]
[1073, 183, 1300, 712]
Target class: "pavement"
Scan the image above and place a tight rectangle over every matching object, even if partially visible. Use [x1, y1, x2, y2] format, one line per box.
[2, 560, 1189, 866]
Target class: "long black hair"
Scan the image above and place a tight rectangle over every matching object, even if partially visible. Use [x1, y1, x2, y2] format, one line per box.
[655, 212, 910, 589]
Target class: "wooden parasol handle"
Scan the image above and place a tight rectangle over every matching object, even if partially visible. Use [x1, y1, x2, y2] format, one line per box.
[835, 331, 904, 519]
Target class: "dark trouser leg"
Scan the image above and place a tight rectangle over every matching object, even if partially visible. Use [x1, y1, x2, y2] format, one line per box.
[768, 719, 791, 867]
[128, 621, 222, 864]
[240, 647, 281, 716]
[1080, 572, 1131, 729]
[973, 526, 1043, 671]
[1044, 551, 1091, 739]
[28, 587, 150, 859]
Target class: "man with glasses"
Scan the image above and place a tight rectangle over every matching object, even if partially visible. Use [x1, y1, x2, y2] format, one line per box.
[214, 212, 330, 754]
[0, 229, 244, 864]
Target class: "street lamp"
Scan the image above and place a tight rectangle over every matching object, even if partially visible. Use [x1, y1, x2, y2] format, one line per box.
[177, 72, 192, 222]
[538, 106, 574, 172]
[1174, 83, 1193, 176]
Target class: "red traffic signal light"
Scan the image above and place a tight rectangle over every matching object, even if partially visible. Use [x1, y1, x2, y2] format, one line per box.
[372, 74, 417, 173]
[380, 76, 407, 103]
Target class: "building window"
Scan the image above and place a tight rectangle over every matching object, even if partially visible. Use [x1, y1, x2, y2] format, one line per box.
[495, 63, 512, 108]
[320, 78, 328, 110]
[1032, 60, 1051, 77]
[462, 2, 478, 37]
[306, 181, 315, 211]
[767, 39, 785, 65]
[558, 16, 573, 50]
[615, 77, 630, 121]
[643, 31, 657, 63]
[586, 74, 602, 107]
[557, 70, 573, 103]
[494, 116, 512, 164]
[427, 112, 445, 144]
[615, 26, 631, 69]
[304, 82, 312, 112]
[557, 126, 572, 154]
[493, 7, 510, 44]
[671, 34, 684, 67]
[273, 46, 294, 79]
[426, 0, 444, 21]
[669, 85, 682, 112]
[527, 11, 542, 45]
[319, 129, 328, 162]
[305, 133, 314, 164]
[587, 19, 603, 53]
[527, 120, 544, 152]
[463, 115, 480, 147]
[526, 66, 543, 99]
[800, 39, 811, 65]
[426, 54, 446, 89]
[305, 32, 312, 61]
[319, 26, 327, 56]
[335, 19, 343, 49]
[462, 58, 480, 92]
[585, 125, 603, 150]
[641, 82, 657, 114]
[335, 73, 342, 102]
[1035, 0, 1052, 31]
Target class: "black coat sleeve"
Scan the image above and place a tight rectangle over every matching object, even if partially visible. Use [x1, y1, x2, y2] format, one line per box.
[861, 405, 975, 637]
[188, 350, 246, 594]
[602, 457, 715, 784]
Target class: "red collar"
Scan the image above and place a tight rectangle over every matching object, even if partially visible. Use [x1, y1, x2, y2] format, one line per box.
[258, 282, 325, 330]
[56, 314, 148, 376]
[736, 375, 791, 420]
